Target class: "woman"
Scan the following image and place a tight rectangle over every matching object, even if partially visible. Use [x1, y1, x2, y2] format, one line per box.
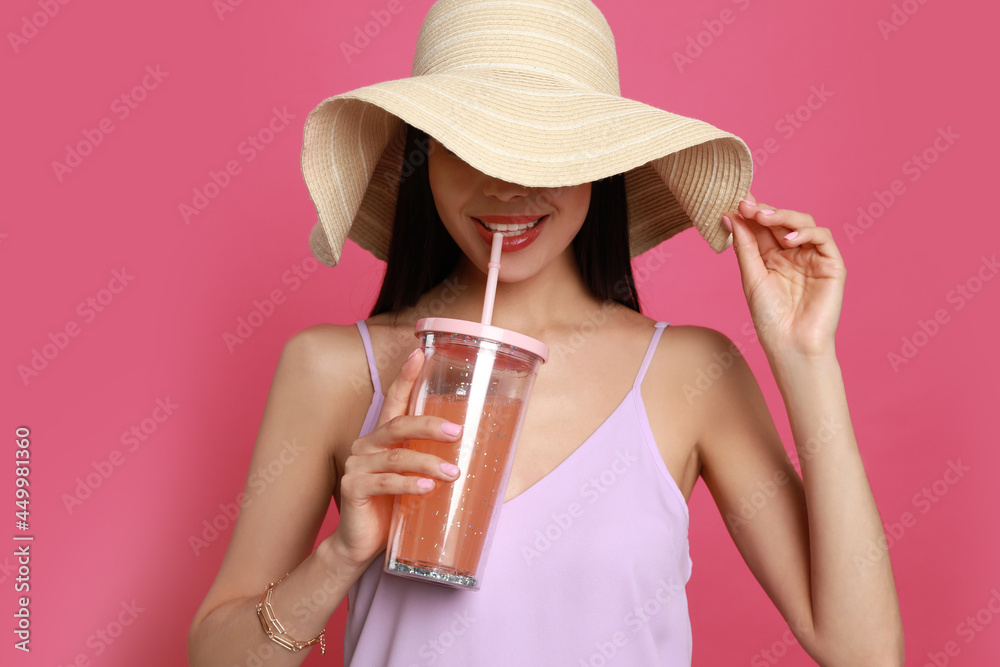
[189, 1, 903, 664]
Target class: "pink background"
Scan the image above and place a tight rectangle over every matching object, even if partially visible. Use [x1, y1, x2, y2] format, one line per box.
[4, 0, 998, 665]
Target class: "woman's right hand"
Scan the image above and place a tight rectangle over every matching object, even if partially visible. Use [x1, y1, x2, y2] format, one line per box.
[327, 348, 463, 567]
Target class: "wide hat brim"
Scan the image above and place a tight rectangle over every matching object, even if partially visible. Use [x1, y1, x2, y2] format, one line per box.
[302, 66, 753, 266]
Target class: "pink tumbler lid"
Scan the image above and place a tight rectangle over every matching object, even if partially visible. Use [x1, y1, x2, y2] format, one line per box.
[415, 318, 549, 363]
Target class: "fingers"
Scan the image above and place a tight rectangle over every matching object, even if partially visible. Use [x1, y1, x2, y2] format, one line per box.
[376, 348, 423, 429]
[739, 198, 841, 245]
[354, 413, 463, 456]
[738, 199, 816, 234]
[345, 412, 464, 500]
[341, 466, 446, 498]
[728, 195, 843, 278]
[371, 347, 464, 449]
[780, 224, 845, 264]
[725, 212, 768, 288]
[342, 446, 461, 497]
[349, 344, 468, 496]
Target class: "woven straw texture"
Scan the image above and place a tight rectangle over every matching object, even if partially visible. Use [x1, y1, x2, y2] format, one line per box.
[302, 0, 754, 266]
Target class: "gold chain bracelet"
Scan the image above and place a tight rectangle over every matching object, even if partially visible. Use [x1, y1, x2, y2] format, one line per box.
[256, 574, 326, 655]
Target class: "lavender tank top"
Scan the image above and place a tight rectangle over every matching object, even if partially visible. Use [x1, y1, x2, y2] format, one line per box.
[346, 320, 692, 666]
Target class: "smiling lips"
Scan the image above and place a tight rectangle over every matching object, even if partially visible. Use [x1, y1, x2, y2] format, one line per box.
[475, 215, 541, 232]
[472, 214, 548, 252]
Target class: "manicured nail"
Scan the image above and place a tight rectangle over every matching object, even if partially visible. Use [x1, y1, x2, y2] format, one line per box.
[784, 231, 799, 240]
[407, 349, 419, 361]
[758, 209, 775, 215]
[440, 422, 462, 437]
[722, 216, 733, 232]
[440, 462, 460, 476]
[741, 199, 755, 207]
[417, 478, 434, 490]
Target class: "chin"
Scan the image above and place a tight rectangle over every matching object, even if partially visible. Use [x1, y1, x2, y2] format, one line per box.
[492, 246, 573, 284]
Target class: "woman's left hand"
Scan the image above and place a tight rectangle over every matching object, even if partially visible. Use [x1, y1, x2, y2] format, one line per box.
[723, 195, 846, 358]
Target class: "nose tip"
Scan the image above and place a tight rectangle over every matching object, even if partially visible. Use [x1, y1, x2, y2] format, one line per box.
[483, 175, 529, 201]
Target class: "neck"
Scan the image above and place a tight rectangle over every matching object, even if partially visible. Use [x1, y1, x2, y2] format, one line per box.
[412, 247, 607, 339]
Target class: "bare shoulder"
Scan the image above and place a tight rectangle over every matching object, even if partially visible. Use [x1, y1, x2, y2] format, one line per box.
[650, 322, 781, 463]
[274, 322, 382, 461]
[279, 322, 368, 382]
[654, 323, 745, 374]
[658, 322, 737, 350]
[640, 322, 724, 375]
[647, 323, 755, 413]
[602, 309, 737, 355]
[640, 323, 755, 497]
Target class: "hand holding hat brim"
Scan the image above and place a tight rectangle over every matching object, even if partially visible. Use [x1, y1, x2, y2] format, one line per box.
[725, 197, 846, 357]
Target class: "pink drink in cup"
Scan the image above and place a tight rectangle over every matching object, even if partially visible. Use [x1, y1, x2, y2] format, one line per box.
[384, 318, 548, 590]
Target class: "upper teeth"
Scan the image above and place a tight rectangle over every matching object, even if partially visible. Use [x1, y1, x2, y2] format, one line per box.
[479, 217, 543, 232]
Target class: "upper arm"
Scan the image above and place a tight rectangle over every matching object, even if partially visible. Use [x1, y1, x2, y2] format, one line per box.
[687, 326, 816, 641]
[189, 323, 368, 631]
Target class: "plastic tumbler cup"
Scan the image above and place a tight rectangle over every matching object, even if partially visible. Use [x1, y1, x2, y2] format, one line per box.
[384, 317, 548, 590]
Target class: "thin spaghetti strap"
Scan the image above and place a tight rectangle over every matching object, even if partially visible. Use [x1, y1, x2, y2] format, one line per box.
[355, 320, 383, 396]
[633, 322, 669, 389]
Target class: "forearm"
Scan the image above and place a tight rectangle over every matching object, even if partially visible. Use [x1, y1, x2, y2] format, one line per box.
[767, 348, 904, 665]
[188, 537, 372, 666]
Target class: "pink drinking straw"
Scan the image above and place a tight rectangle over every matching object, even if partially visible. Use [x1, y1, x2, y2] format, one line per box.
[480, 232, 503, 326]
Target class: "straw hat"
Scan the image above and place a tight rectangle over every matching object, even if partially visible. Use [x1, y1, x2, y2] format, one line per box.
[302, 0, 753, 267]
